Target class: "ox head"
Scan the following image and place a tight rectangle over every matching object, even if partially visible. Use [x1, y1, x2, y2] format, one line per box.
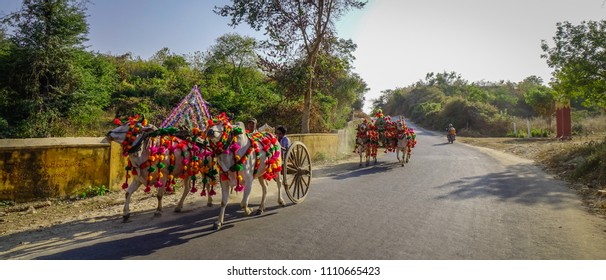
[205, 113, 231, 144]
[396, 117, 407, 132]
[357, 122, 368, 133]
[107, 115, 156, 154]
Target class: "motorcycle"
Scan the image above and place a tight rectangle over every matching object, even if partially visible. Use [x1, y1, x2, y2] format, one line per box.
[447, 134, 455, 144]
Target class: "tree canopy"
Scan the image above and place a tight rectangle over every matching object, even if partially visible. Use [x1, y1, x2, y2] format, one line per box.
[0, 0, 90, 137]
[0, 1, 368, 138]
[541, 20, 606, 108]
[215, 0, 366, 133]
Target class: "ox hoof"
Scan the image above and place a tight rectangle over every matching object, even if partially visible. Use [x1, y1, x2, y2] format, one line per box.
[154, 211, 162, 217]
[207, 202, 213, 207]
[174, 207, 182, 213]
[256, 209, 264, 215]
[122, 214, 130, 223]
[213, 222, 222, 230]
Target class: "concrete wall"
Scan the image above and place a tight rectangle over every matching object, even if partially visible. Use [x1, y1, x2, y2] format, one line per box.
[0, 138, 126, 202]
[0, 124, 355, 201]
[288, 122, 355, 162]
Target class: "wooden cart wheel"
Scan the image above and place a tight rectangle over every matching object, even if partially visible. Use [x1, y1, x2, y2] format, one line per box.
[282, 141, 312, 203]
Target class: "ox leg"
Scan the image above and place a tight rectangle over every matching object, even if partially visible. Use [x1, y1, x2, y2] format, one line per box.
[122, 180, 141, 222]
[359, 147, 363, 167]
[174, 177, 192, 213]
[256, 178, 268, 215]
[205, 183, 214, 207]
[154, 186, 165, 217]
[406, 146, 412, 163]
[275, 174, 285, 207]
[214, 181, 230, 230]
[240, 178, 253, 216]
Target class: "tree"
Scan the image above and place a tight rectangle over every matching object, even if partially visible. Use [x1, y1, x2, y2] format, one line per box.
[215, 0, 366, 133]
[541, 20, 606, 108]
[204, 33, 259, 92]
[201, 33, 279, 122]
[0, 0, 89, 137]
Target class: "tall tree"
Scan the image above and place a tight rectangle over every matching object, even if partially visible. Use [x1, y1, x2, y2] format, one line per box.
[1, 0, 89, 137]
[215, 0, 366, 133]
[541, 20, 606, 108]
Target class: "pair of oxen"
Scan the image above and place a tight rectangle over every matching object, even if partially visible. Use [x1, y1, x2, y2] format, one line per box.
[353, 117, 416, 167]
[106, 113, 284, 230]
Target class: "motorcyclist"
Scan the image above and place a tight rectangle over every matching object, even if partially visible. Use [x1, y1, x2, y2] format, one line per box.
[446, 123, 456, 143]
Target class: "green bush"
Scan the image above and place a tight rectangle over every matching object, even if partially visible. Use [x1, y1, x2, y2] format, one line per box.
[506, 131, 527, 138]
[530, 128, 550, 137]
[78, 185, 109, 199]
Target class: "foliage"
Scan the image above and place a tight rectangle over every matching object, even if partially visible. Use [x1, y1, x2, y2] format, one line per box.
[215, 0, 366, 133]
[78, 185, 109, 199]
[541, 20, 606, 108]
[0, 2, 368, 139]
[0, 0, 89, 137]
[530, 128, 550, 137]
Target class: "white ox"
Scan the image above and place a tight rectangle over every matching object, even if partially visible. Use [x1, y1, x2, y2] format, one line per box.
[205, 115, 284, 230]
[353, 121, 370, 166]
[107, 118, 213, 222]
[395, 117, 411, 166]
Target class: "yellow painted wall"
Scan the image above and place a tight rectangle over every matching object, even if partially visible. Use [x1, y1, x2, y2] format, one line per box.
[0, 138, 126, 202]
[289, 134, 338, 161]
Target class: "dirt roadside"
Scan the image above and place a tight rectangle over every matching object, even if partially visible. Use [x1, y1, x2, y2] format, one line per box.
[1, 135, 605, 239]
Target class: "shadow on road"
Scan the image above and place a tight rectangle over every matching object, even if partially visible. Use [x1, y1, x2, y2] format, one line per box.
[434, 163, 577, 209]
[432, 142, 452, 147]
[0, 202, 292, 259]
[313, 157, 399, 180]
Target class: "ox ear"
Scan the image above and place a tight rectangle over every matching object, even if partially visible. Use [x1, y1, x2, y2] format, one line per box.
[141, 125, 157, 133]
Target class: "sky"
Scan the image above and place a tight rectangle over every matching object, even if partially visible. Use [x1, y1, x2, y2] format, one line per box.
[1, 0, 606, 113]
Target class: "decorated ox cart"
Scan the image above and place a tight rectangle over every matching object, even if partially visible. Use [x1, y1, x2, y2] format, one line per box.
[106, 85, 312, 229]
[353, 109, 417, 167]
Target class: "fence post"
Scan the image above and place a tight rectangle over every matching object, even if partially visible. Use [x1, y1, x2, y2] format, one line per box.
[527, 119, 531, 138]
[513, 122, 517, 135]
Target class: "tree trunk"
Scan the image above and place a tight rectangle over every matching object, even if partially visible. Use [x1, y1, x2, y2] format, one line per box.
[301, 76, 313, 133]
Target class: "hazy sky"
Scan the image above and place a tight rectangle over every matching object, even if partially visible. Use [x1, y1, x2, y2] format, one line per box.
[1, 0, 605, 112]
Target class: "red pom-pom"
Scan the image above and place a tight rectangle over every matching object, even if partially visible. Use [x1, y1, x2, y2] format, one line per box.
[114, 118, 122, 125]
[221, 173, 229, 181]
[121, 182, 128, 190]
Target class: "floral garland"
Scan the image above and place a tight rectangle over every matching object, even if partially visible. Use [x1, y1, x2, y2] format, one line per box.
[114, 115, 146, 190]
[208, 113, 282, 192]
[367, 129, 379, 157]
[115, 116, 218, 196]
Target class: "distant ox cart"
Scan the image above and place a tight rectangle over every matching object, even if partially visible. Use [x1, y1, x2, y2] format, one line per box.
[353, 110, 417, 167]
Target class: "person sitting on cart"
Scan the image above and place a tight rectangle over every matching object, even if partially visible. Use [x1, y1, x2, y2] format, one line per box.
[246, 118, 258, 134]
[276, 126, 290, 152]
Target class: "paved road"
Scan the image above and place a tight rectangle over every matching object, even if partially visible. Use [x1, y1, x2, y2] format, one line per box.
[4, 123, 606, 260]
